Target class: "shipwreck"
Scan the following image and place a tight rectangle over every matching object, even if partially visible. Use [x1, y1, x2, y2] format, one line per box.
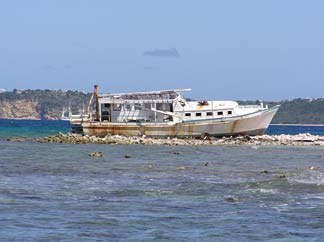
[68, 85, 279, 138]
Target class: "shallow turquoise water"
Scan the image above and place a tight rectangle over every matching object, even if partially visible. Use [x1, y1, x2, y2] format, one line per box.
[1, 141, 324, 241]
[0, 119, 70, 138]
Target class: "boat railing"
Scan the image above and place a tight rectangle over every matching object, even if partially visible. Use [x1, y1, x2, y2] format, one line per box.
[238, 105, 262, 109]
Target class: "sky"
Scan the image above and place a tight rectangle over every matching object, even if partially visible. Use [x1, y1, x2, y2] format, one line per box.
[0, 0, 323, 100]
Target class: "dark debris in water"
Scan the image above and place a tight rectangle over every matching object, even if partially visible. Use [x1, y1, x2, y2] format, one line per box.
[224, 196, 238, 203]
[278, 174, 287, 179]
[170, 151, 181, 155]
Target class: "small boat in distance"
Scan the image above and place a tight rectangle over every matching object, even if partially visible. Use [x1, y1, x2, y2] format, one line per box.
[61, 102, 88, 133]
[72, 85, 279, 138]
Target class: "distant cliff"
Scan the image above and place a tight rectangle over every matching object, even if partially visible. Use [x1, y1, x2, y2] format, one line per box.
[0, 90, 324, 124]
[0, 89, 90, 120]
[0, 99, 40, 119]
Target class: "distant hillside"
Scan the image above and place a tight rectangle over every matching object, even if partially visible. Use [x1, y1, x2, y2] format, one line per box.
[0, 89, 324, 124]
[239, 99, 324, 124]
[269, 98, 324, 124]
[0, 89, 90, 120]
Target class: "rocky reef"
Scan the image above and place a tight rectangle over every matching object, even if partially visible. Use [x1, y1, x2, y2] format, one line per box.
[22, 132, 324, 146]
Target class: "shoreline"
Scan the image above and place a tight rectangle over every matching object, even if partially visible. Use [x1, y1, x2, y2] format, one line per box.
[6, 132, 324, 146]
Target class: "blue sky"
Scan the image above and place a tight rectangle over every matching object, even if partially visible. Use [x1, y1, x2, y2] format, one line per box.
[0, 0, 323, 100]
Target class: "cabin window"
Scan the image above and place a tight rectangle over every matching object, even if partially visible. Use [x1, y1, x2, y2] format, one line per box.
[206, 112, 213, 116]
[156, 103, 163, 110]
[135, 104, 142, 110]
[104, 103, 110, 108]
[196, 113, 202, 117]
[228, 111, 232, 115]
[124, 103, 132, 111]
[185, 113, 191, 117]
[101, 111, 110, 121]
[217, 111, 223, 115]
[156, 103, 171, 111]
[113, 104, 121, 111]
[144, 103, 151, 109]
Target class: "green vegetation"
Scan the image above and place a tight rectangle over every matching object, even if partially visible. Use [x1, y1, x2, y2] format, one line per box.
[269, 98, 324, 124]
[239, 99, 324, 124]
[1, 89, 324, 124]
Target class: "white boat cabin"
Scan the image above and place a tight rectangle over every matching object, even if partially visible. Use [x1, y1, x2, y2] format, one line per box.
[96, 89, 266, 124]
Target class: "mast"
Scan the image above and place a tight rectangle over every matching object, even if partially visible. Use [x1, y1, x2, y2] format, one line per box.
[94, 85, 99, 121]
[68, 101, 72, 119]
[61, 106, 65, 119]
[86, 84, 100, 120]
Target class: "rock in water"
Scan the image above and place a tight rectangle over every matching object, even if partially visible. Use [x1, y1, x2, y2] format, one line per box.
[309, 166, 318, 171]
[89, 151, 103, 158]
[224, 197, 237, 202]
[260, 170, 269, 174]
[6, 137, 27, 142]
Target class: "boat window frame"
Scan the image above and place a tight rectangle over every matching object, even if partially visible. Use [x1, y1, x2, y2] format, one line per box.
[113, 103, 122, 111]
[134, 103, 142, 111]
[156, 103, 163, 111]
[185, 113, 191, 117]
[206, 112, 213, 116]
[144, 103, 151, 109]
[217, 111, 223, 116]
[196, 112, 202, 117]
[124, 103, 132, 111]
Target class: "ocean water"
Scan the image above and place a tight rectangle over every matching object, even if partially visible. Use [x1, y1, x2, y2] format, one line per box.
[267, 125, 324, 136]
[0, 119, 70, 138]
[1, 142, 324, 241]
[1, 119, 324, 241]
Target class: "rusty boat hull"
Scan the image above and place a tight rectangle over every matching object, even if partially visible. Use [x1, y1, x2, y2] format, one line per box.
[81, 105, 279, 138]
